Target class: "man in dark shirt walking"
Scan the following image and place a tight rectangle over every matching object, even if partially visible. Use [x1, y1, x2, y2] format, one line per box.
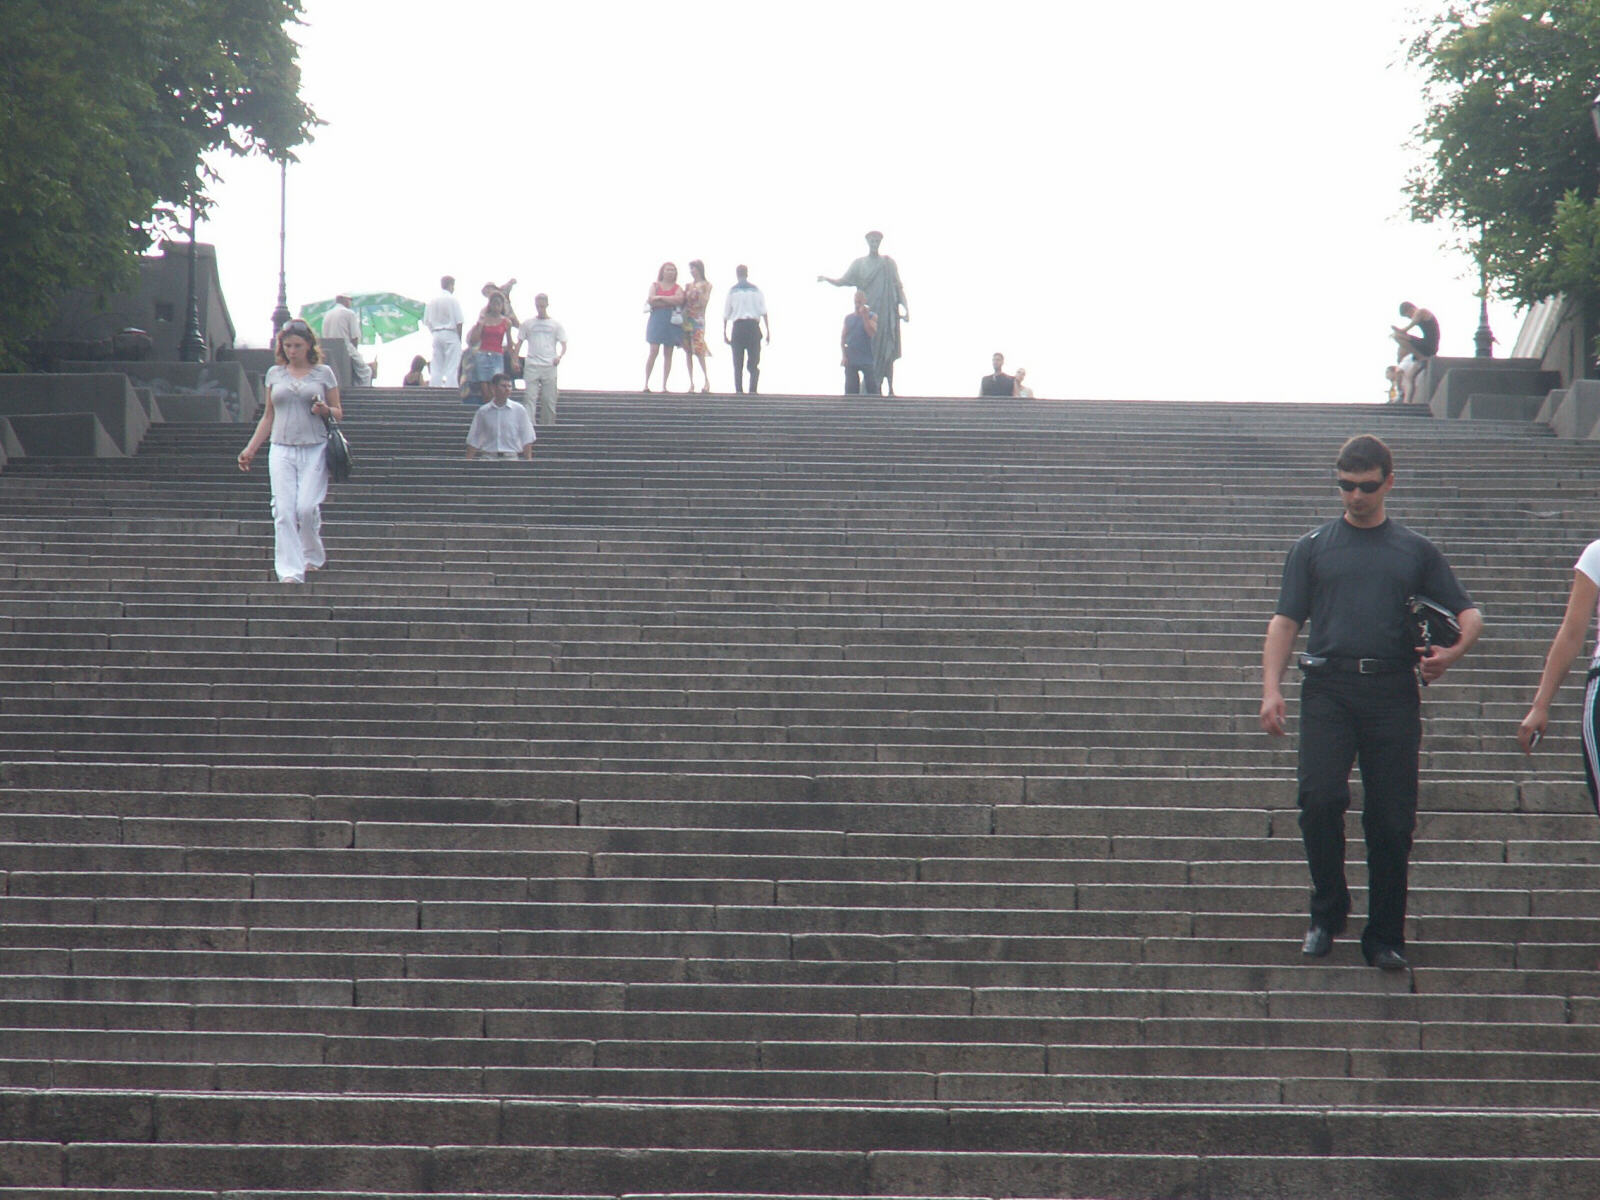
[1259, 435, 1482, 970]
[841, 290, 878, 396]
[980, 352, 1015, 397]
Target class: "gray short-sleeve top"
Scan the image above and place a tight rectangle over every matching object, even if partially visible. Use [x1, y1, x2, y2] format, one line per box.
[266, 364, 339, 446]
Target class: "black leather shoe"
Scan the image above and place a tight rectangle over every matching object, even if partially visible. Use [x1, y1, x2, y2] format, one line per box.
[1301, 925, 1334, 958]
[1369, 946, 1410, 971]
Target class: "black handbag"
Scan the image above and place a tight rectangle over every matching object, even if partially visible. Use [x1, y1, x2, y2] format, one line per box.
[323, 416, 352, 483]
[1406, 594, 1461, 650]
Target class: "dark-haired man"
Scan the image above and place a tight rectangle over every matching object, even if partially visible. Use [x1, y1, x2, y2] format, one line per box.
[723, 265, 770, 395]
[465, 374, 534, 461]
[841, 290, 878, 396]
[1259, 435, 1482, 971]
[980, 352, 1014, 397]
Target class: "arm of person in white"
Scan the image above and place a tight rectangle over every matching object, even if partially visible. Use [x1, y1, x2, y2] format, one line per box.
[1520, 569, 1600, 751]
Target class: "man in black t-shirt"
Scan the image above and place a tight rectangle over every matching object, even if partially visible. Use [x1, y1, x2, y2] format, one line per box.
[980, 352, 1015, 397]
[1259, 435, 1483, 970]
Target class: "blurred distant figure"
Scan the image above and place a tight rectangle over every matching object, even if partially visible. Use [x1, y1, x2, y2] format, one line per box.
[321, 294, 372, 387]
[1013, 367, 1034, 399]
[683, 259, 714, 394]
[422, 276, 464, 388]
[723, 264, 770, 395]
[979, 352, 1014, 397]
[403, 355, 428, 387]
[465, 373, 535, 461]
[1391, 301, 1439, 360]
[517, 292, 567, 427]
[1389, 301, 1438, 404]
[644, 262, 684, 393]
[480, 278, 519, 321]
[841, 289, 878, 396]
[819, 230, 909, 395]
[1385, 360, 1417, 404]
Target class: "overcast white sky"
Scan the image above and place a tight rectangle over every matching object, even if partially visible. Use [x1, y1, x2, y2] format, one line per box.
[199, 0, 1522, 402]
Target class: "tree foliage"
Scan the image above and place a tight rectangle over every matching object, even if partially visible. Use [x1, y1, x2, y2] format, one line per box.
[1407, 1, 1600, 309]
[0, 0, 318, 368]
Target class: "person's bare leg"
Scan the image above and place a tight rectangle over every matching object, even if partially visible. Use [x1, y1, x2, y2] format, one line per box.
[644, 345, 660, 391]
[663, 346, 675, 391]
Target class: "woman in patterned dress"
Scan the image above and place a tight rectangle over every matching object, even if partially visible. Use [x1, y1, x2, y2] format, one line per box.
[682, 259, 714, 394]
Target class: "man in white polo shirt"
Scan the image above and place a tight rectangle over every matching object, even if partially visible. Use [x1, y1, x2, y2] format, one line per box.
[516, 293, 567, 427]
[722, 264, 770, 395]
[465, 374, 535, 461]
[422, 275, 465, 388]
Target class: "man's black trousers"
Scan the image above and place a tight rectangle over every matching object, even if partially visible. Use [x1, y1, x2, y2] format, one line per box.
[731, 319, 761, 394]
[1296, 669, 1421, 957]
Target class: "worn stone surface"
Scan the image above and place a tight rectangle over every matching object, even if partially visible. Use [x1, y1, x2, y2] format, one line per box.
[2, 390, 1599, 1196]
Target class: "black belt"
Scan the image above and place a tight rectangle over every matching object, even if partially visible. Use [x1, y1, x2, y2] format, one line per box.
[1299, 654, 1412, 676]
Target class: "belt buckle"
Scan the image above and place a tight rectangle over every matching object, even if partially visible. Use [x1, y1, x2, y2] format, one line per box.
[1357, 658, 1382, 675]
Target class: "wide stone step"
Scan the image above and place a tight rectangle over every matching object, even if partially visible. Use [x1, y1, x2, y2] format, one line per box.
[9, 389, 1600, 1192]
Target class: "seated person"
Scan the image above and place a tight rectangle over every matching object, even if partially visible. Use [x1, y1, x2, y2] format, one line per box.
[1391, 300, 1439, 358]
[1013, 366, 1034, 399]
[403, 355, 428, 387]
[980, 352, 1015, 397]
[465, 374, 535, 460]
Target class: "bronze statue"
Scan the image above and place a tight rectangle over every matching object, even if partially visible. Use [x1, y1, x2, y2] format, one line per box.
[818, 230, 909, 395]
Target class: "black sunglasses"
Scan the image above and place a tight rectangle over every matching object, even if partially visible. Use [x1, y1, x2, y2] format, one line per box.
[282, 320, 312, 335]
[1335, 477, 1385, 493]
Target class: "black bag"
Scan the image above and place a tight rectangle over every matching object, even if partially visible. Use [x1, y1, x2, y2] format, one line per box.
[323, 416, 352, 483]
[1406, 594, 1461, 650]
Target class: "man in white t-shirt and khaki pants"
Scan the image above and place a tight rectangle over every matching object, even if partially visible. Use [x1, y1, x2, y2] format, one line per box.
[517, 293, 568, 427]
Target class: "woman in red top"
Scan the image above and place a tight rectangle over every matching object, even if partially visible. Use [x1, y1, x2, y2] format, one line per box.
[643, 262, 684, 393]
[466, 290, 513, 405]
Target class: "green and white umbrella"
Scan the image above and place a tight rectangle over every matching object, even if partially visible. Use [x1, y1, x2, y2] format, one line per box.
[300, 293, 427, 344]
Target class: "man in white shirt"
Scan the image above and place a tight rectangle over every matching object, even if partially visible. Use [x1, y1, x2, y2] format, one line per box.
[516, 293, 567, 427]
[422, 276, 465, 388]
[722, 265, 770, 394]
[320, 294, 371, 387]
[465, 374, 535, 460]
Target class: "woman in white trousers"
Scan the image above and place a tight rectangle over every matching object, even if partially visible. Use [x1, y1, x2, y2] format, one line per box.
[238, 319, 343, 583]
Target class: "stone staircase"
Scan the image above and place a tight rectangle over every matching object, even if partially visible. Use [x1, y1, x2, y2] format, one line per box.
[2, 388, 1600, 1198]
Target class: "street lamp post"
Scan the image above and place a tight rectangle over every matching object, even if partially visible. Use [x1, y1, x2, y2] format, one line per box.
[1588, 91, 1600, 377]
[1473, 246, 1494, 358]
[270, 159, 291, 340]
[179, 200, 207, 362]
